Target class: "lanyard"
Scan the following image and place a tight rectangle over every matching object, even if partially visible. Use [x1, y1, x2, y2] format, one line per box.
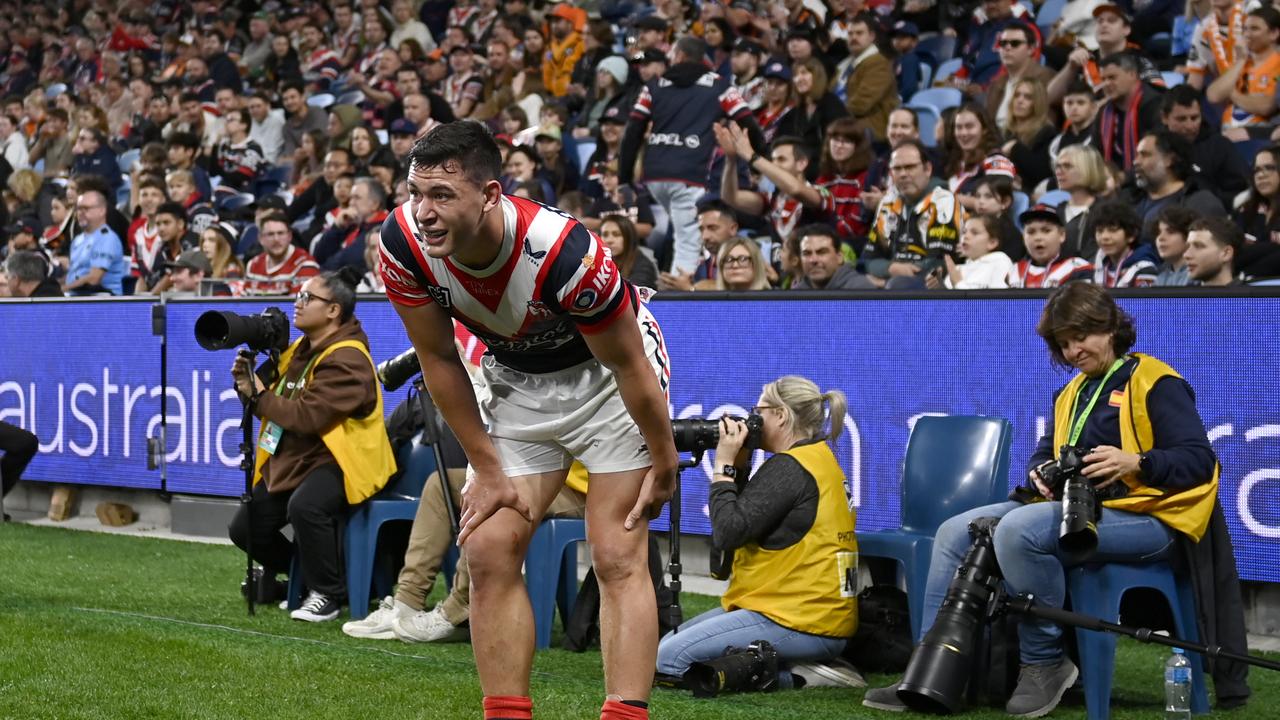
[1067, 358, 1125, 446]
[273, 353, 322, 400]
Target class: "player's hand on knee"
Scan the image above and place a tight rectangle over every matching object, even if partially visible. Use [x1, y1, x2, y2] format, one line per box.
[457, 470, 532, 545]
[625, 461, 677, 530]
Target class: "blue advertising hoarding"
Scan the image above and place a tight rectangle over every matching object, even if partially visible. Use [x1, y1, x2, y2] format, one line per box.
[2, 294, 1279, 584]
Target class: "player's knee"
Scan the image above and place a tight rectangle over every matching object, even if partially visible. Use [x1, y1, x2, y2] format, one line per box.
[465, 524, 528, 583]
[589, 538, 646, 586]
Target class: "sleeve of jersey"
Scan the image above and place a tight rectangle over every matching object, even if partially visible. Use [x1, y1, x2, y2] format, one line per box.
[718, 85, 751, 119]
[630, 85, 652, 120]
[545, 223, 635, 335]
[377, 212, 433, 307]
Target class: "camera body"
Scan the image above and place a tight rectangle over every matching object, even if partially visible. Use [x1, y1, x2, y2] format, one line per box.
[194, 307, 290, 353]
[671, 413, 764, 454]
[1036, 445, 1109, 557]
[684, 640, 779, 697]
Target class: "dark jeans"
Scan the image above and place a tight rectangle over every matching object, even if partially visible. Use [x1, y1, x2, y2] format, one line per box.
[0, 421, 39, 497]
[228, 464, 349, 599]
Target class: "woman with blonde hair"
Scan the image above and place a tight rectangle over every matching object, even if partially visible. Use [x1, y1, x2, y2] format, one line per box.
[714, 237, 772, 291]
[6, 169, 43, 219]
[200, 224, 244, 279]
[1052, 144, 1112, 259]
[1000, 78, 1057, 192]
[657, 374, 861, 690]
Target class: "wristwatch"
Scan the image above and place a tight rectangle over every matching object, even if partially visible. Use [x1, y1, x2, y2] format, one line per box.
[718, 465, 738, 480]
[1138, 453, 1154, 479]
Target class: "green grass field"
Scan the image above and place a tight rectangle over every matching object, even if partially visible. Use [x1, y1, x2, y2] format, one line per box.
[1, 523, 1276, 719]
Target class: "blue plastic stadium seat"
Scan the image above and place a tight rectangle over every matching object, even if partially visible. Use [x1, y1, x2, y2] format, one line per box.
[525, 517, 587, 649]
[1037, 189, 1071, 208]
[857, 415, 1013, 640]
[1162, 71, 1186, 88]
[909, 87, 964, 112]
[918, 34, 957, 64]
[906, 102, 941, 148]
[289, 441, 435, 618]
[1066, 561, 1211, 720]
[344, 442, 436, 618]
[1036, 0, 1068, 35]
[576, 141, 596, 175]
[931, 58, 965, 88]
[1011, 191, 1030, 229]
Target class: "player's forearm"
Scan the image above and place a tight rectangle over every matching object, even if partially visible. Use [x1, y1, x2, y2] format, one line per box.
[418, 354, 504, 474]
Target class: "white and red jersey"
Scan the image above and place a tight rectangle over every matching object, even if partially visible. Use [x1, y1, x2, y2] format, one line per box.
[242, 245, 321, 296]
[1007, 255, 1094, 288]
[129, 218, 160, 275]
[379, 194, 638, 374]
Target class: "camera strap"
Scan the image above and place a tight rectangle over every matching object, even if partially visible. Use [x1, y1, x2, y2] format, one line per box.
[1066, 359, 1124, 446]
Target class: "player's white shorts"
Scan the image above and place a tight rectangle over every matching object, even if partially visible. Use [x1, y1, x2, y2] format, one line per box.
[475, 304, 671, 477]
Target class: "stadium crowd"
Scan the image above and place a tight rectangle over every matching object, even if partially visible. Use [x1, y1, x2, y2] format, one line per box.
[0, 0, 1276, 300]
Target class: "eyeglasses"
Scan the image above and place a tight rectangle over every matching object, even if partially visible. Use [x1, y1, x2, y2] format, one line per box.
[74, 203, 102, 212]
[296, 290, 335, 305]
[998, 39, 1027, 48]
[723, 254, 753, 267]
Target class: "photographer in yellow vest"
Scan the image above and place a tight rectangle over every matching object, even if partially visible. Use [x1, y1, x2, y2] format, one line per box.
[865, 282, 1223, 716]
[656, 375, 861, 691]
[228, 268, 396, 623]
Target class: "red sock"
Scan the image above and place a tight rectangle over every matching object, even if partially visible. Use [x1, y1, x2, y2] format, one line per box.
[483, 695, 532, 720]
[600, 699, 648, 720]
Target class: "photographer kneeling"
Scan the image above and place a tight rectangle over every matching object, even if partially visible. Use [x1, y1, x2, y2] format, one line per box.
[657, 376, 861, 691]
[228, 268, 396, 622]
[864, 283, 1220, 717]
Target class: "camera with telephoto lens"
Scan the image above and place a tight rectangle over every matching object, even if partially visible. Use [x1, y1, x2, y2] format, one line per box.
[195, 307, 290, 353]
[671, 413, 764, 454]
[684, 640, 779, 697]
[376, 347, 422, 392]
[897, 517, 1005, 713]
[1034, 445, 1105, 558]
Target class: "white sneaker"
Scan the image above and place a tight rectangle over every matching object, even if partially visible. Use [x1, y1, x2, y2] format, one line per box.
[392, 603, 468, 643]
[342, 596, 413, 640]
[290, 591, 340, 622]
[790, 658, 867, 689]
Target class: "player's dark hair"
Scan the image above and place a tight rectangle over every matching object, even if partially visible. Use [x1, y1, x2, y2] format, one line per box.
[407, 120, 503, 188]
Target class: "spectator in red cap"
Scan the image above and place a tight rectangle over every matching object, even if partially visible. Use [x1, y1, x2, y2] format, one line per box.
[1047, 3, 1164, 104]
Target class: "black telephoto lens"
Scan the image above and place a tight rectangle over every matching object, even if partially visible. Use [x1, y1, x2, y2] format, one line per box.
[897, 519, 1004, 714]
[1059, 478, 1099, 556]
[194, 308, 290, 352]
[376, 348, 423, 392]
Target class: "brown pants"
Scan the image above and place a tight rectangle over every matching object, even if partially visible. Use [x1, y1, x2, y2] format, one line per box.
[395, 469, 587, 625]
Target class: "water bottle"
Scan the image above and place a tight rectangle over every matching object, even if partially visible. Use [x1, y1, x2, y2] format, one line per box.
[1164, 647, 1192, 719]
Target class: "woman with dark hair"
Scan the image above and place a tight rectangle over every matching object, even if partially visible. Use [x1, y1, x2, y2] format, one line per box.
[702, 17, 736, 76]
[969, 175, 1025, 261]
[599, 214, 659, 288]
[755, 68, 796, 144]
[501, 145, 556, 203]
[229, 267, 396, 623]
[865, 282, 1226, 716]
[775, 56, 849, 166]
[1239, 145, 1280, 245]
[349, 125, 397, 177]
[943, 103, 1016, 212]
[1000, 78, 1057, 193]
[814, 117, 872, 245]
[291, 129, 330, 191]
[263, 35, 303, 86]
